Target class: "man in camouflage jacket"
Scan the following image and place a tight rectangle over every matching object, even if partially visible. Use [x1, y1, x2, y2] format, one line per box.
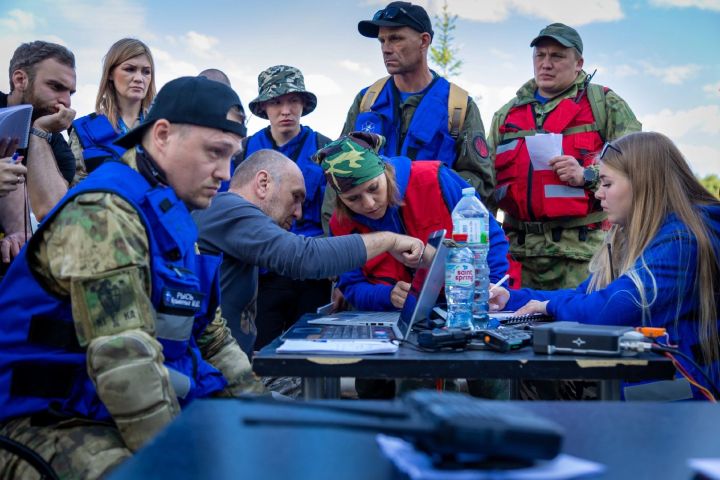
[488, 22, 641, 290]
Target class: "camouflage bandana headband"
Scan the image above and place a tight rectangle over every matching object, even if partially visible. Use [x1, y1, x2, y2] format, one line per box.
[317, 132, 386, 193]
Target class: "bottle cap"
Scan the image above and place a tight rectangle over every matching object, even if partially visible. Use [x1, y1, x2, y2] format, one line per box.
[452, 233, 469, 242]
[461, 187, 475, 196]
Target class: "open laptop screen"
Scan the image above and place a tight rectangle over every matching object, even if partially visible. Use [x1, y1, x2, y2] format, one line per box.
[395, 229, 447, 339]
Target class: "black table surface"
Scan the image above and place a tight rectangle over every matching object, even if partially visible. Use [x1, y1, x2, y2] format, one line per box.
[109, 398, 720, 480]
[253, 335, 675, 382]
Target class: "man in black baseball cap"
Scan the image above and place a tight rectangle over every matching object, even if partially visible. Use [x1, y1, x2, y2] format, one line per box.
[358, 1, 433, 38]
[328, 1, 494, 239]
[0, 75, 263, 478]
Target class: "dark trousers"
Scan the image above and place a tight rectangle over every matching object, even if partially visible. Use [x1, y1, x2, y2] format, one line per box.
[254, 273, 331, 350]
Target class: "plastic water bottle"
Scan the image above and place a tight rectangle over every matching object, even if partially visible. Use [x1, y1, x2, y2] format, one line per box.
[451, 187, 490, 327]
[444, 233, 475, 329]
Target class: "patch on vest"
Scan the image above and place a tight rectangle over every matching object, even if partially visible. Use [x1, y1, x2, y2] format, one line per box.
[474, 134, 489, 158]
[360, 121, 377, 133]
[162, 288, 204, 312]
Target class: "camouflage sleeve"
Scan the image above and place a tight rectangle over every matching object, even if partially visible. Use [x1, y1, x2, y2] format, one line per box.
[453, 97, 495, 206]
[197, 307, 266, 396]
[67, 128, 88, 187]
[340, 91, 364, 137]
[604, 90, 642, 141]
[31, 193, 178, 451]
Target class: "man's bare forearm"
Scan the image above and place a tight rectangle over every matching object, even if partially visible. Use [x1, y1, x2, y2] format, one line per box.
[26, 134, 68, 221]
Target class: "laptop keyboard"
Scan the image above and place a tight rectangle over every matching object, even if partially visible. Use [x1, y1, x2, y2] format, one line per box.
[328, 325, 373, 339]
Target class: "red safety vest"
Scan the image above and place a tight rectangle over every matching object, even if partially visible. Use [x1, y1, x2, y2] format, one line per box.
[330, 161, 453, 286]
[494, 93, 604, 221]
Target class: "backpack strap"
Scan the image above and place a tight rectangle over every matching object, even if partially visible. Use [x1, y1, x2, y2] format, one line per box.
[448, 82, 468, 138]
[359, 76, 391, 112]
[586, 83, 609, 142]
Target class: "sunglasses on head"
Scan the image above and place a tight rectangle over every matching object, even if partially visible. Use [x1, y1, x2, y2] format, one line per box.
[373, 6, 425, 32]
[600, 141, 622, 160]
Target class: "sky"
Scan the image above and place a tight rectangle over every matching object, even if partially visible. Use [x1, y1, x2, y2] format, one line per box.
[1, 0, 718, 176]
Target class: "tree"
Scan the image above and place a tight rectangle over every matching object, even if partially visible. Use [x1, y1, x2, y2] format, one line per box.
[430, 1, 462, 78]
[700, 174, 720, 199]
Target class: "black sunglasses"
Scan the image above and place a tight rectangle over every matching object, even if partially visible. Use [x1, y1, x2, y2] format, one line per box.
[599, 142, 622, 160]
[373, 6, 425, 32]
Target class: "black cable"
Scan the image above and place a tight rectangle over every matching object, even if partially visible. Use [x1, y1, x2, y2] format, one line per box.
[0, 434, 59, 480]
[651, 344, 720, 399]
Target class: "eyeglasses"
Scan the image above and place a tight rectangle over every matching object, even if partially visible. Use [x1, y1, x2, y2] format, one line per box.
[372, 6, 426, 32]
[599, 142, 622, 160]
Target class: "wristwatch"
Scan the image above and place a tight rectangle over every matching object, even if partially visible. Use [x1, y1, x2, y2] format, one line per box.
[30, 127, 53, 143]
[582, 166, 599, 189]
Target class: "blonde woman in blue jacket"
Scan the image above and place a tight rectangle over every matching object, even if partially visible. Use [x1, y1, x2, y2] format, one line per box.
[491, 131, 720, 400]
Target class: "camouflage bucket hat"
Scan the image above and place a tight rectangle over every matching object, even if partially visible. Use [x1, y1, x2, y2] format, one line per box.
[248, 65, 318, 119]
[317, 132, 386, 193]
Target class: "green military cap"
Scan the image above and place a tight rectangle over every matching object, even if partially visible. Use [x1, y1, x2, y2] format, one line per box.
[530, 23, 583, 55]
[248, 65, 318, 119]
[317, 132, 386, 193]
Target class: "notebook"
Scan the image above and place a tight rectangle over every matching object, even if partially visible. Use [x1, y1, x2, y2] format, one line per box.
[281, 229, 447, 344]
[0, 104, 33, 149]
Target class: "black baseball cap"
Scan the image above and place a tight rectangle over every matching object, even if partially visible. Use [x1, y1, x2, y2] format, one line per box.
[358, 1, 434, 39]
[530, 23, 583, 55]
[115, 76, 247, 149]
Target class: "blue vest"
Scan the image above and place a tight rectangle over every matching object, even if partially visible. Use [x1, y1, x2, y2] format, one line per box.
[354, 77, 457, 168]
[71, 114, 127, 173]
[245, 126, 326, 238]
[0, 161, 227, 423]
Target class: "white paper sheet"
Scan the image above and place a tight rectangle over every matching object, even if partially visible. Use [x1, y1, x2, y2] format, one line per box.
[525, 133, 563, 171]
[276, 340, 398, 355]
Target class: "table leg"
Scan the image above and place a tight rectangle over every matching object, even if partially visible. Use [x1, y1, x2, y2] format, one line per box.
[599, 379, 622, 400]
[302, 377, 341, 400]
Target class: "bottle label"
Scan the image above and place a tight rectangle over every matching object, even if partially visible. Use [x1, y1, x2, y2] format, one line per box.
[455, 219, 487, 245]
[445, 263, 475, 287]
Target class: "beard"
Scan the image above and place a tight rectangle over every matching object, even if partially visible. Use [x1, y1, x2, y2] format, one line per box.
[22, 82, 56, 120]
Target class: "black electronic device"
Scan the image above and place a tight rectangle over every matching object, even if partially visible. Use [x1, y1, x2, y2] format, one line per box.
[533, 321, 636, 356]
[417, 328, 470, 349]
[242, 389, 564, 465]
[475, 328, 533, 352]
[404, 390, 564, 462]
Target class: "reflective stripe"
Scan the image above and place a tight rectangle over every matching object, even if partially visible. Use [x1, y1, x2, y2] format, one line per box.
[544, 185, 586, 198]
[495, 139, 518, 155]
[623, 378, 693, 401]
[155, 312, 194, 341]
[168, 368, 191, 399]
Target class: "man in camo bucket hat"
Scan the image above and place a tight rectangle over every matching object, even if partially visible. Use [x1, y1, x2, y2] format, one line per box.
[248, 65, 317, 118]
[236, 65, 333, 352]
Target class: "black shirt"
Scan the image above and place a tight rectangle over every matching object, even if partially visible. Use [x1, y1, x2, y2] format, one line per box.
[0, 92, 76, 184]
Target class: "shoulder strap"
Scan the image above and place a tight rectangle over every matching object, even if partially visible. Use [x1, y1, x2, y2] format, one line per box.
[586, 83, 608, 142]
[360, 76, 391, 112]
[447, 82, 468, 138]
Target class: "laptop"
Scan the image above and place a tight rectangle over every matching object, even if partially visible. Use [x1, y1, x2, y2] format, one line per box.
[282, 229, 447, 342]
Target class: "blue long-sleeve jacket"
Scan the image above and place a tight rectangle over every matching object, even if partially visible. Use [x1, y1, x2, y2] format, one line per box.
[508, 204, 720, 399]
[337, 156, 509, 310]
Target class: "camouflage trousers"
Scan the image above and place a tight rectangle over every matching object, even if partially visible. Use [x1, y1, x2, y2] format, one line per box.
[507, 227, 604, 290]
[0, 417, 131, 480]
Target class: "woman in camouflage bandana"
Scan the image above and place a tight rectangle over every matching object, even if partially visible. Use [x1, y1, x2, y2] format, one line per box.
[319, 131, 510, 312]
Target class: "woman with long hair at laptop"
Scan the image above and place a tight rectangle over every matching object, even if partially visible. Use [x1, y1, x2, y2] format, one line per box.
[490, 131, 720, 400]
[318, 131, 510, 312]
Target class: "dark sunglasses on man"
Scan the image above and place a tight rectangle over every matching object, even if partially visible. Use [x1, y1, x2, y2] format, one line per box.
[373, 6, 426, 32]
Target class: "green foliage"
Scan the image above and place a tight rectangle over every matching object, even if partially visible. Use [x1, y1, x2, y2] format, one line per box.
[699, 174, 720, 199]
[430, 1, 463, 78]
